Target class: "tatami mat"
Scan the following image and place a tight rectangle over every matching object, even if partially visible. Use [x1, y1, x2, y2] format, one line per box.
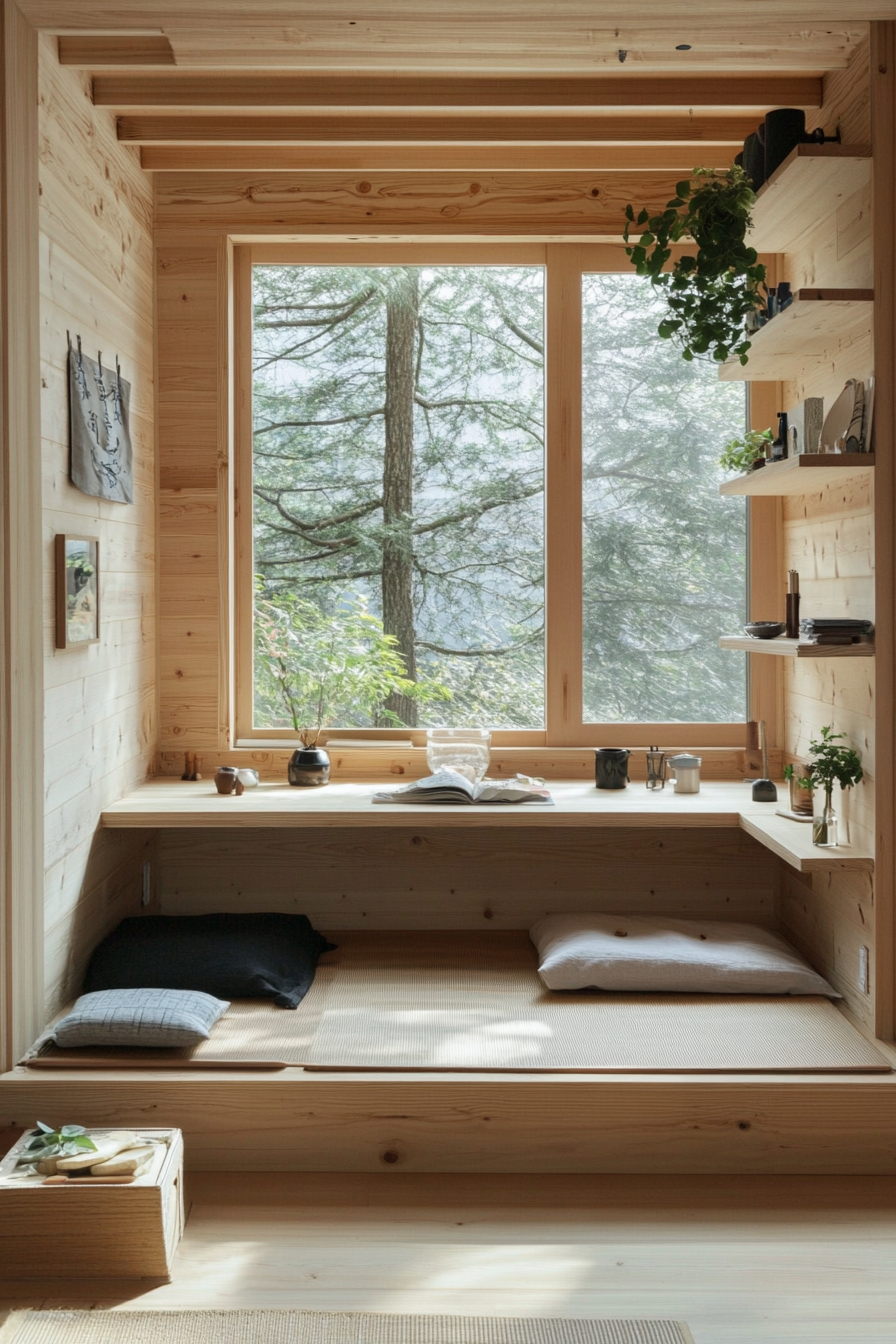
[0, 1312, 694, 1344]
[26, 931, 889, 1073]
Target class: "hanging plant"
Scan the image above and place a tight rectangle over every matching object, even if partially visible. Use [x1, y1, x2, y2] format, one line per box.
[623, 165, 766, 365]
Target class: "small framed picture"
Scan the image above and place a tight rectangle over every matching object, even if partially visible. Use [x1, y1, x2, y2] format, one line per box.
[55, 535, 100, 649]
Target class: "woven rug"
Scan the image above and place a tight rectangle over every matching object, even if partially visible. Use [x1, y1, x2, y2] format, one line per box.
[24, 931, 888, 1073]
[0, 1311, 694, 1344]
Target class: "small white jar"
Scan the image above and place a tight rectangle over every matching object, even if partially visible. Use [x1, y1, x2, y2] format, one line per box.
[236, 768, 260, 788]
[668, 753, 701, 794]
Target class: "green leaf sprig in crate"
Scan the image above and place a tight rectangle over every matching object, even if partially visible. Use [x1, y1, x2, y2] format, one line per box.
[623, 165, 766, 366]
[17, 1122, 97, 1164]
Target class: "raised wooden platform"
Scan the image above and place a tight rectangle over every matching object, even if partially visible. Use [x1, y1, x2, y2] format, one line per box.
[1, 1062, 894, 1175]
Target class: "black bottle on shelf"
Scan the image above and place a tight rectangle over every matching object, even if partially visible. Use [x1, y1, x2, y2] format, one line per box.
[771, 411, 789, 461]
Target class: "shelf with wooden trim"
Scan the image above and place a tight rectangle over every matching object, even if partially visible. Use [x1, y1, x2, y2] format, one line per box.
[719, 289, 874, 382]
[99, 779, 872, 874]
[746, 142, 872, 253]
[720, 635, 875, 658]
[719, 453, 875, 497]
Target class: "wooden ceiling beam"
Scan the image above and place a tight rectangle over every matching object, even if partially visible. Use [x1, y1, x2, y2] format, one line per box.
[33, 12, 870, 73]
[94, 73, 822, 111]
[119, 113, 759, 146]
[152, 167, 688, 240]
[58, 35, 175, 65]
[140, 144, 736, 172]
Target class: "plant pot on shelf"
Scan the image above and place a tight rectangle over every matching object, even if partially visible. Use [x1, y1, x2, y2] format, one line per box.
[788, 767, 814, 816]
[288, 746, 331, 787]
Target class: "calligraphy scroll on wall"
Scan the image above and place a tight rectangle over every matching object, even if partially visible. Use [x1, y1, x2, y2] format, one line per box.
[68, 336, 134, 504]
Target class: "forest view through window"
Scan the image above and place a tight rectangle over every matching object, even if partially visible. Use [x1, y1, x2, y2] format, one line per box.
[581, 274, 747, 723]
[249, 262, 747, 734]
[251, 264, 546, 731]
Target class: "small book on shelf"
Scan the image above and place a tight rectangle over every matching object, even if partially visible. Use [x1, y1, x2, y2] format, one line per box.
[373, 769, 553, 806]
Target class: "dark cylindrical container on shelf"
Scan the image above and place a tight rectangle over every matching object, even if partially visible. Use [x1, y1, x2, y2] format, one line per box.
[288, 745, 331, 787]
[742, 132, 765, 190]
[764, 108, 807, 182]
[595, 748, 631, 790]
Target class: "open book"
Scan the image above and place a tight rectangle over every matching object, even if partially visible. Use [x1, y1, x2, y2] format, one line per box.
[373, 769, 553, 805]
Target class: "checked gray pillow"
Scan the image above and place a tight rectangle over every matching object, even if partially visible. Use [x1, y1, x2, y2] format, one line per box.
[52, 988, 229, 1048]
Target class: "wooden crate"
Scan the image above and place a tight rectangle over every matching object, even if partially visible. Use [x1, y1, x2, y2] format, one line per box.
[0, 1128, 184, 1279]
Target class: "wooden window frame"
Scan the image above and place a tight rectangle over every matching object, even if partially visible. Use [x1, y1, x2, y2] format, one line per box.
[233, 241, 772, 750]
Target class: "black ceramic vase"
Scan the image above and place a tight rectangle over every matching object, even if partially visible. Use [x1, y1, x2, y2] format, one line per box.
[288, 746, 331, 787]
[595, 747, 631, 790]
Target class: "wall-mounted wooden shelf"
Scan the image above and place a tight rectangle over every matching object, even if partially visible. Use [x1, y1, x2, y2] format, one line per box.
[720, 453, 875, 497]
[747, 143, 872, 254]
[720, 635, 874, 659]
[739, 811, 873, 875]
[719, 289, 874, 382]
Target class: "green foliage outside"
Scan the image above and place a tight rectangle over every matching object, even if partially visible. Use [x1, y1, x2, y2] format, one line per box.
[255, 587, 450, 743]
[581, 273, 747, 723]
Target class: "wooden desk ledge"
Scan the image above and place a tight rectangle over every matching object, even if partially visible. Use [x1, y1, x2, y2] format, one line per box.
[102, 780, 874, 874]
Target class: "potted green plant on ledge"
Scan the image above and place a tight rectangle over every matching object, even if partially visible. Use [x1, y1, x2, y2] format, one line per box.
[623, 165, 766, 366]
[254, 589, 450, 785]
[793, 726, 864, 848]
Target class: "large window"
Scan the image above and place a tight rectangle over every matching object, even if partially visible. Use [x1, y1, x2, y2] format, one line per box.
[236, 245, 748, 745]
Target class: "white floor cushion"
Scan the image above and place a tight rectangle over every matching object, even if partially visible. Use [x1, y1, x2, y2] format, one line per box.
[530, 914, 840, 996]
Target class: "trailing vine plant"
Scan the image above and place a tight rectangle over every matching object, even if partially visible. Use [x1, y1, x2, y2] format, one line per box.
[623, 165, 766, 366]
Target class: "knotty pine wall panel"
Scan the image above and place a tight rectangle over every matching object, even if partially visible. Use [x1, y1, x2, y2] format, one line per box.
[776, 36, 876, 1010]
[39, 37, 159, 1014]
[159, 827, 779, 931]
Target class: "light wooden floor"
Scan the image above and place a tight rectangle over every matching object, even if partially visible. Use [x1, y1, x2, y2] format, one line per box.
[1, 1174, 895, 1344]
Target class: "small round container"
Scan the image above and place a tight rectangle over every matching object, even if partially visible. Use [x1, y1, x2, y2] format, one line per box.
[668, 753, 701, 794]
[744, 621, 785, 640]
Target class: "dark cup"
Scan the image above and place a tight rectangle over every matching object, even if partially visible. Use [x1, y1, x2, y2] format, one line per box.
[595, 748, 631, 790]
[288, 746, 331, 787]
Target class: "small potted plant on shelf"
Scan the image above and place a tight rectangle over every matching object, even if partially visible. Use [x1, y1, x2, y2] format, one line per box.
[719, 428, 774, 474]
[623, 164, 767, 366]
[254, 588, 450, 786]
[782, 762, 813, 816]
[793, 726, 864, 847]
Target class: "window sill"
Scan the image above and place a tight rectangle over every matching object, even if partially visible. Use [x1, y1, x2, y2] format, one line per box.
[159, 743, 778, 783]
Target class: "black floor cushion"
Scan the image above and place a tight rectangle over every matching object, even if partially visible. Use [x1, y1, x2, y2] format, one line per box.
[83, 913, 336, 1009]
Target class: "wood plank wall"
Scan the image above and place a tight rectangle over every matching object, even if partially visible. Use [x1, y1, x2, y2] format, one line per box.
[777, 38, 876, 1024]
[0, 2, 44, 1069]
[39, 37, 159, 1015]
[158, 826, 779, 931]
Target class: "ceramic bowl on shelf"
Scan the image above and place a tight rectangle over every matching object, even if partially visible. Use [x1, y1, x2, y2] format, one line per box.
[744, 621, 786, 639]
